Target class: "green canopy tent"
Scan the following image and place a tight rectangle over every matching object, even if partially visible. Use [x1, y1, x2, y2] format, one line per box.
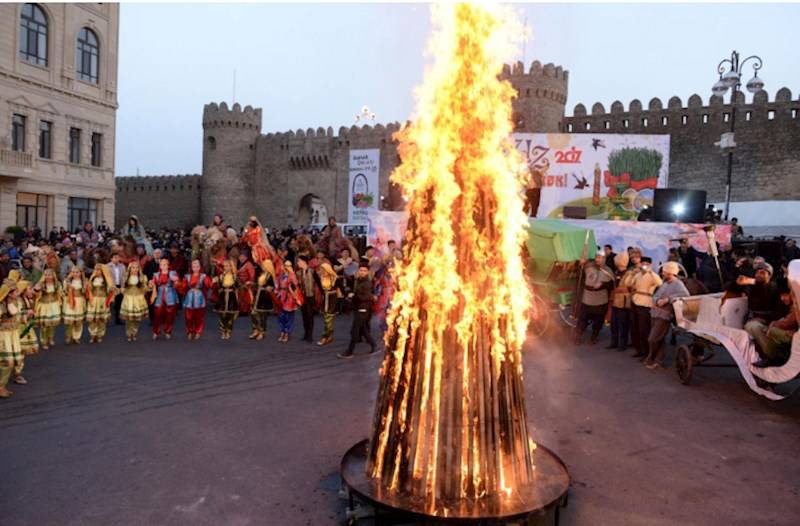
[526, 219, 597, 306]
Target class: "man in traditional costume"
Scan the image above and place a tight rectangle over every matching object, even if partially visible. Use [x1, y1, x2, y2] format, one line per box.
[86, 264, 114, 343]
[236, 249, 256, 315]
[0, 280, 24, 398]
[150, 258, 180, 340]
[630, 256, 663, 359]
[573, 252, 615, 345]
[180, 259, 213, 340]
[608, 253, 635, 352]
[297, 256, 320, 342]
[338, 262, 377, 358]
[62, 266, 88, 345]
[120, 261, 150, 342]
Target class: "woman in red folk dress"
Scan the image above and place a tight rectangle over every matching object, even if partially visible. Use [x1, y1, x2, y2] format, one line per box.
[178, 259, 213, 340]
[149, 258, 180, 340]
[242, 216, 278, 269]
[236, 249, 256, 316]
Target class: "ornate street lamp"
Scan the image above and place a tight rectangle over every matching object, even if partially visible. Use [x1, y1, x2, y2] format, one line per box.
[711, 50, 764, 221]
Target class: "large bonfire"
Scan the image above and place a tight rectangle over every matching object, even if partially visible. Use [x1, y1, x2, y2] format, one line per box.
[367, 3, 535, 512]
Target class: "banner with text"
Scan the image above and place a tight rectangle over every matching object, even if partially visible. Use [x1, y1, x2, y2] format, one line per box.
[348, 149, 380, 224]
[513, 133, 670, 221]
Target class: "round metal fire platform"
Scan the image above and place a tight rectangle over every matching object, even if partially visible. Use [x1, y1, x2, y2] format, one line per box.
[341, 439, 570, 525]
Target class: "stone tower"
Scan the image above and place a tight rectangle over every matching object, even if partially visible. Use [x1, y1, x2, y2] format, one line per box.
[201, 102, 262, 227]
[502, 60, 569, 132]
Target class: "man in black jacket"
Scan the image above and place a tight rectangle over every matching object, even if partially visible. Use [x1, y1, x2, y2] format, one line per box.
[338, 262, 376, 358]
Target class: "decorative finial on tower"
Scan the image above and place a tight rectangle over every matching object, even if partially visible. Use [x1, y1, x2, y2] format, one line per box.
[355, 105, 376, 124]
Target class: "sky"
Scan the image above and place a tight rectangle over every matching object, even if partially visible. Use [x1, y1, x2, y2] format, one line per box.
[115, 3, 800, 176]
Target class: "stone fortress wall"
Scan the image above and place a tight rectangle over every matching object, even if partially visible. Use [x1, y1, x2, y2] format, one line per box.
[115, 60, 800, 230]
[563, 88, 800, 204]
[115, 174, 201, 230]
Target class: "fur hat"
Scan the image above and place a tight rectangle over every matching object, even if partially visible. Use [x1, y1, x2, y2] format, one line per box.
[662, 261, 681, 276]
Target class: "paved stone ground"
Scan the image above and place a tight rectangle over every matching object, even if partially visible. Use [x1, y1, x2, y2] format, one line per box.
[2, 314, 799, 526]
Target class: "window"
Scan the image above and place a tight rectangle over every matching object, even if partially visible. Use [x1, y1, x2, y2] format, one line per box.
[792, 109, 798, 119]
[584, 122, 591, 131]
[768, 110, 775, 121]
[661, 116, 668, 126]
[19, 3, 48, 66]
[622, 119, 629, 128]
[745, 111, 752, 122]
[16, 192, 48, 231]
[39, 120, 52, 158]
[91, 132, 102, 166]
[702, 114, 709, 124]
[604, 121, 610, 130]
[566, 123, 573, 132]
[68, 197, 97, 232]
[76, 28, 99, 84]
[207, 136, 216, 150]
[12, 114, 26, 151]
[681, 115, 688, 125]
[641, 118, 648, 127]
[69, 127, 81, 164]
[723, 112, 730, 123]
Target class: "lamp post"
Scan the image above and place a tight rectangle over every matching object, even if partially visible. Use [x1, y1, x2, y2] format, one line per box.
[711, 50, 764, 221]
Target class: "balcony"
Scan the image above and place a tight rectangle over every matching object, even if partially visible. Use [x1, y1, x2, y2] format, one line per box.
[0, 149, 33, 179]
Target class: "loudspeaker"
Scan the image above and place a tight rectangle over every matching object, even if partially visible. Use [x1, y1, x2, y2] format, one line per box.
[563, 206, 587, 219]
[653, 189, 707, 223]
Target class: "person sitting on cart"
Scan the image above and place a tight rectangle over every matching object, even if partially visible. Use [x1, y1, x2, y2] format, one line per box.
[741, 262, 789, 354]
[573, 252, 614, 345]
[644, 261, 689, 370]
[752, 280, 797, 368]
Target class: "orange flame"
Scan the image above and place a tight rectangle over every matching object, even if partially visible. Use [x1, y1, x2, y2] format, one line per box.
[368, 3, 535, 511]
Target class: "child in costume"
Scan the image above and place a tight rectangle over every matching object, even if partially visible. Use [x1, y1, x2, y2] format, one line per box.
[62, 266, 88, 345]
[150, 258, 180, 340]
[276, 260, 301, 342]
[180, 259, 213, 340]
[214, 259, 239, 339]
[120, 261, 150, 342]
[0, 280, 25, 398]
[17, 280, 39, 356]
[86, 264, 114, 343]
[33, 269, 62, 349]
[250, 260, 277, 340]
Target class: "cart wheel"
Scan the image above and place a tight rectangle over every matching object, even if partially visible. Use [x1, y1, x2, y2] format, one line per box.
[675, 345, 693, 385]
[529, 294, 550, 337]
[558, 304, 577, 328]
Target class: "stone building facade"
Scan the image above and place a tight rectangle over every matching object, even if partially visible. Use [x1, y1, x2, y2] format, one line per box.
[0, 3, 119, 232]
[116, 59, 800, 229]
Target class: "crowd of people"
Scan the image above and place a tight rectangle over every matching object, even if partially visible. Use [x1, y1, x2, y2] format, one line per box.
[0, 215, 401, 399]
[574, 236, 798, 371]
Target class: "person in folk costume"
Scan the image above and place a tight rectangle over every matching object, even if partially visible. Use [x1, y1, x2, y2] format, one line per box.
[62, 266, 88, 345]
[17, 280, 39, 356]
[120, 261, 150, 342]
[123, 215, 153, 255]
[0, 280, 25, 398]
[150, 258, 181, 340]
[316, 256, 341, 346]
[371, 254, 396, 334]
[250, 259, 278, 340]
[276, 259, 302, 342]
[296, 256, 321, 342]
[179, 259, 213, 340]
[236, 249, 256, 316]
[85, 264, 115, 343]
[242, 215, 279, 270]
[33, 268, 62, 349]
[213, 259, 239, 340]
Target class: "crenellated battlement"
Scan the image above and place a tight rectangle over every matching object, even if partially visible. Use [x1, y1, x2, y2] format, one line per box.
[260, 121, 404, 144]
[203, 102, 262, 131]
[116, 174, 202, 192]
[565, 87, 800, 134]
[501, 60, 569, 82]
